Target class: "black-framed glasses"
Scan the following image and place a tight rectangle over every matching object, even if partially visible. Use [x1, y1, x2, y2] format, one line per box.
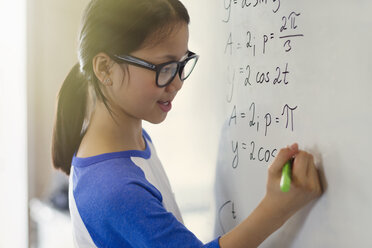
[112, 51, 199, 87]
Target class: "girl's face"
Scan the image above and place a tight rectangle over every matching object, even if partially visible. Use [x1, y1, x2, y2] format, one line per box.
[107, 23, 190, 124]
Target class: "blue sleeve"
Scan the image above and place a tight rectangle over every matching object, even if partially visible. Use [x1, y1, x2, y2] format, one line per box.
[94, 180, 220, 248]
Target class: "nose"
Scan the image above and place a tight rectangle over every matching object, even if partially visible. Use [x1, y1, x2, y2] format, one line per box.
[166, 74, 183, 93]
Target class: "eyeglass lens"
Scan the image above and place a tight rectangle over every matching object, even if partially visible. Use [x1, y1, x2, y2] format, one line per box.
[181, 56, 197, 81]
[157, 56, 198, 86]
[158, 63, 179, 86]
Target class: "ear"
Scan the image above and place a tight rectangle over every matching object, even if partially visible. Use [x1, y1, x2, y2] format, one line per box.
[92, 53, 113, 85]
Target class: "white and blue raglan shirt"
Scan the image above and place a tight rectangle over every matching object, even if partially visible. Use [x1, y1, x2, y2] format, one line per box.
[69, 129, 221, 248]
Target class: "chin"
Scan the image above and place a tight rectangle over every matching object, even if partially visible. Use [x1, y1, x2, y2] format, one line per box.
[146, 115, 167, 125]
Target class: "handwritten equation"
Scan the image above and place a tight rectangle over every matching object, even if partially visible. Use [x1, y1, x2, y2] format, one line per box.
[231, 139, 278, 168]
[229, 103, 298, 136]
[223, 0, 282, 23]
[225, 11, 303, 56]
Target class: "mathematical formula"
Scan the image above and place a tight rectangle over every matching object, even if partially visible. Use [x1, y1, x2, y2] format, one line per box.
[224, 11, 303, 56]
[223, 0, 282, 23]
[229, 103, 298, 136]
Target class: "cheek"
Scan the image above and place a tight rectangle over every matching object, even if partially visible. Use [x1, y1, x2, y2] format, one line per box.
[115, 68, 162, 111]
[127, 68, 161, 98]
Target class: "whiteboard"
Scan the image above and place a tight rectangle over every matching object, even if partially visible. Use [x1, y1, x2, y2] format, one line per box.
[212, 1, 372, 247]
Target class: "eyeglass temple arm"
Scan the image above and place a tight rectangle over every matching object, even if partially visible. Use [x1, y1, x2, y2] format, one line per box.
[113, 55, 157, 71]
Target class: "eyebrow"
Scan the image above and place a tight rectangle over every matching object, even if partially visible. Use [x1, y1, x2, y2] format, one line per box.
[157, 51, 189, 61]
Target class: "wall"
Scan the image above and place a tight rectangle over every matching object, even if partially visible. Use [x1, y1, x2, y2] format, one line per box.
[27, 1, 89, 246]
[0, 0, 28, 247]
[27, 0, 90, 200]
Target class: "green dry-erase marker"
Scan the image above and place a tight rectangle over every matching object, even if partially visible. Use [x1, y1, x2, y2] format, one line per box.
[280, 160, 292, 192]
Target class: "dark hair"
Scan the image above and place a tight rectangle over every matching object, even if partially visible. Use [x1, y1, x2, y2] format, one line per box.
[52, 0, 190, 175]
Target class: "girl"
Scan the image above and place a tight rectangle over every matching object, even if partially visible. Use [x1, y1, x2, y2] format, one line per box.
[51, 0, 322, 247]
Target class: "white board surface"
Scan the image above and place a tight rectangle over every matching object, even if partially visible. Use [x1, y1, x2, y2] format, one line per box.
[212, 1, 372, 247]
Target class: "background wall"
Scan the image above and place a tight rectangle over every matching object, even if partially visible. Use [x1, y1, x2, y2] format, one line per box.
[0, 1, 28, 247]
[27, 0, 90, 201]
[27, 1, 90, 247]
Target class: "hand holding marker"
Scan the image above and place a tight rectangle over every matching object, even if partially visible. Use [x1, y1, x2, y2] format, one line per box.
[261, 143, 322, 224]
[280, 159, 293, 192]
[278, 144, 322, 198]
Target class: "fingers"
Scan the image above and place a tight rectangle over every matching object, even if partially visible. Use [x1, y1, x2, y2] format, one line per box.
[269, 143, 299, 175]
[292, 152, 323, 196]
[292, 151, 310, 183]
[307, 157, 323, 195]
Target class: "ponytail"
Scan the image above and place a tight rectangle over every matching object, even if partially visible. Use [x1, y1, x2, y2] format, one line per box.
[52, 63, 88, 175]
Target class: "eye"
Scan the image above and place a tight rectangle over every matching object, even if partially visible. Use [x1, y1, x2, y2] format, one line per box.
[161, 67, 171, 73]
[160, 63, 177, 74]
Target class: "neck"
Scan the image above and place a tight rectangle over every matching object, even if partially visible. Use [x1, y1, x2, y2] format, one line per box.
[81, 101, 146, 155]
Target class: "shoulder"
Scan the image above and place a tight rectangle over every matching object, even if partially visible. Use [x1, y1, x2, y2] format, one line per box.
[71, 159, 168, 247]
[71, 158, 165, 234]
[72, 157, 162, 204]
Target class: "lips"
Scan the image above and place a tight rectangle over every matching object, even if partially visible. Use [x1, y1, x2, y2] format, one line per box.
[157, 100, 172, 112]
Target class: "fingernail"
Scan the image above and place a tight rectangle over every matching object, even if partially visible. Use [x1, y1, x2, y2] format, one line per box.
[290, 143, 297, 151]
